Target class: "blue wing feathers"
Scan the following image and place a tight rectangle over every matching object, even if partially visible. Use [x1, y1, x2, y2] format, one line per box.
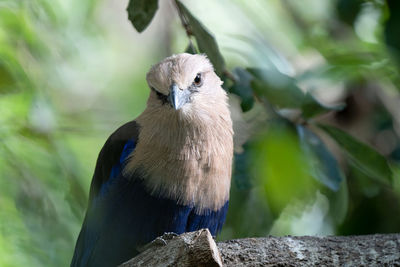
[98, 139, 136, 197]
[186, 201, 229, 235]
[72, 136, 228, 267]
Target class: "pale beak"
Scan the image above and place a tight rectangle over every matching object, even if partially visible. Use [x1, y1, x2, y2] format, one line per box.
[168, 83, 190, 110]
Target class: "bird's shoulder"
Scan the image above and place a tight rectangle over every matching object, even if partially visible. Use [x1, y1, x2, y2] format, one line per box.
[88, 120, 140, 201]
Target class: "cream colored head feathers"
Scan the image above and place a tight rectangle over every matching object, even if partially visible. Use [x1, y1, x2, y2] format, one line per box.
[145, 53, 226, 117]
[146, 53, 216, 95]
[125, 53, 233, 214]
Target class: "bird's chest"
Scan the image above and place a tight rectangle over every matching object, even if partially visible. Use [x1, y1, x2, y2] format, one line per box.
[125, 140, 231, 214]
[124, 117, 232, 213]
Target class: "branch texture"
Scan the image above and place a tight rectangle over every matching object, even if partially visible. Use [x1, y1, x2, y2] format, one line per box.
[121, 230, 400, 266]
[219, 234, 400, 266]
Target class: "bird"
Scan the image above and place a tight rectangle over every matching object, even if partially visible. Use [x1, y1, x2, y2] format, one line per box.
[71, 53, 233, 267]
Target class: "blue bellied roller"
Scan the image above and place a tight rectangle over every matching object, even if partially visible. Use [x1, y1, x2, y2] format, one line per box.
[71, 53, 233, 267]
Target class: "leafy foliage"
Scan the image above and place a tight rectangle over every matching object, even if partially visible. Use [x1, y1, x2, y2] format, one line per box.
[175, 0, 226, 76]
[127, 0, 158, 33]
[249, 68, 305, 109]
[1, 0, 400, 265]
[229, 68, 254, 112]
[297, 125, 344, 191]
[319, 124, 393, 185]
[384, 0, 400, 64]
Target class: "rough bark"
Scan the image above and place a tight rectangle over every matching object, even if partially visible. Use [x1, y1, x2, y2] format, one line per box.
[120, 229, 400, 267]
[120, 229, 222, 267]
[219, 234, 400, 266]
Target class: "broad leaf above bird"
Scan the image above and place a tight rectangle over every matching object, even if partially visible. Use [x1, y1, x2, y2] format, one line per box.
[71, 53, 234, 267]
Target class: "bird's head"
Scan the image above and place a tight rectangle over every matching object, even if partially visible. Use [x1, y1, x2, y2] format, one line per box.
[145, 53, 226, 115]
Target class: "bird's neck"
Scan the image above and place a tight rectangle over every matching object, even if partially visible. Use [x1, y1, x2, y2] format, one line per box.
[124, 104, 233, 213]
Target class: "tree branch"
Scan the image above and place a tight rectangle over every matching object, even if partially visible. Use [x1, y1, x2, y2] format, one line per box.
[120, 229, 400, 266]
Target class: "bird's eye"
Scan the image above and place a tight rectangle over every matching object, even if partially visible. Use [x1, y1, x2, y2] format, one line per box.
[193, 73, 202, 86]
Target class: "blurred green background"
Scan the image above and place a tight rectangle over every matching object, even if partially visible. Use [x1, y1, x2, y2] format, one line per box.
[1, 0, 400, 266]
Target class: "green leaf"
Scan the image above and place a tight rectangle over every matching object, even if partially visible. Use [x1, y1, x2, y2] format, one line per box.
[185, 42, 197, 54]
[248, 68, 345, 116]
[233, 145, 253, 190]
[175, 1, 225, 75]
[328, 175, 348, 224]
[318, 124, 393, 185]
[230, 68, 254, 112]
[297, 125, 344, 191]
[248, 68, 305, 108]
[336, 0, 363, 26]
[384, 0, 400, 65]
[252, 121, 318, 216]
[301, 93, 345, 119]
[127, 0, 158, 33]
[0, 62, 16, 93]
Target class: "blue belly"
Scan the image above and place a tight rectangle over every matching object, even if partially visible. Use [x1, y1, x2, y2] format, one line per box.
[74, 175, 229, 267]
